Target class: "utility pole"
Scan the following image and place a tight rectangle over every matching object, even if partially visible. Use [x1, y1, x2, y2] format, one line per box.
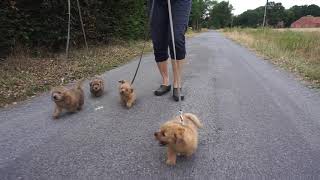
[262, 0, 268, 27]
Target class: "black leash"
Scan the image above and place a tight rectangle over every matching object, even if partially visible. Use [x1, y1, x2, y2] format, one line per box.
[131, 0, 155, 85]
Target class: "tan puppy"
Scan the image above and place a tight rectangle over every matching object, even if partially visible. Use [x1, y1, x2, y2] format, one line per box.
[89, 77, 104, 97]
[118, 80, 136, 108]
[51, 80, 84, 119]
[154, 113, 203, 165]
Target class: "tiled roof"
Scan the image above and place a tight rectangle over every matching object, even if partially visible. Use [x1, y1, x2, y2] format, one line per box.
[291, 16, 320, 28]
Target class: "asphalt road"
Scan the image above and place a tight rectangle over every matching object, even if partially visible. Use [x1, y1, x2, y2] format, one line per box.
[1, 31, 320, 179]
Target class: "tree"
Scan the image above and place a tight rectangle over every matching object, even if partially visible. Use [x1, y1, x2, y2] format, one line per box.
[233, 2, 320, 28]
[0, 0, 148, 57]
[266, 2, 285, 26]
[283, 8, 298, 27]
[190, 0, 216, 31]
[209, 1, 233, 29]
[285, 4, 320, 26]
[234, 7, 264, 27]
[306, 4, 320, 16]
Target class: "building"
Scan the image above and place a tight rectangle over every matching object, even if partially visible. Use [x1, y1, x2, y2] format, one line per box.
[291, 15, 320, 28]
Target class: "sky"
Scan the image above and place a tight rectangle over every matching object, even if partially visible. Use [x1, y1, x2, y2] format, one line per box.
[225, 0, 320, 15]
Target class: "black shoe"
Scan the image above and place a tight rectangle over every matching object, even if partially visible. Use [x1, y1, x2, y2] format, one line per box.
[173, 88, 184, 101]
[154, 85, 171, 96]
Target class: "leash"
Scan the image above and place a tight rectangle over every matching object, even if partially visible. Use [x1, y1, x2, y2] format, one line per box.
[131, 0, 185, 124]
[131, 0, 155, 85]
[167, 0, 184, 125]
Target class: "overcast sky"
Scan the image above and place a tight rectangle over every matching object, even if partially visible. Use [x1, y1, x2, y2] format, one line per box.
[225, 0, 320, 15]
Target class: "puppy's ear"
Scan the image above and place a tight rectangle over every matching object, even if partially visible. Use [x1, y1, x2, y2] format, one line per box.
[51, 86, 61, 92]
[51, 88, 56, 93]
[174, 128, 185, 144]
[130, 88, 134, 93]
[89, 81, 93, 87]
[99, 79, 103, 85]
[52, 87, 65, 93]
[118, 80, 125, 84]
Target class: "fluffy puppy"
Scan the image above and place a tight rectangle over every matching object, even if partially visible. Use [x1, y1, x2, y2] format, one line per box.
[51, 80, 84, 119]
[154, 113, 203, 165]
[89, 77, 104, 97]
[118, 80, 136, 108]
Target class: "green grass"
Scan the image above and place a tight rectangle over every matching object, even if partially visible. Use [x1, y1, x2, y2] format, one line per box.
[223, 28, 320, 87]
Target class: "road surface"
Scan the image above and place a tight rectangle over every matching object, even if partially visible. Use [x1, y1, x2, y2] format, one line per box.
[1, 31, 320, 179]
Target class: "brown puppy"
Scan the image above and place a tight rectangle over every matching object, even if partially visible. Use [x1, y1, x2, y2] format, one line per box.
[118, 80, 136, 108]
[89, 77, 104, 97]
[51, 80, 84, 119]
[154, 113, 203, 165]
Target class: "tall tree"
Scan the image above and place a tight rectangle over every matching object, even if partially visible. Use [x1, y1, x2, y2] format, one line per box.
[209, 1, 233, 29]
[233, 7, 264, 28]
[190, 0, 216, 30]
[266, 2, 285, 26]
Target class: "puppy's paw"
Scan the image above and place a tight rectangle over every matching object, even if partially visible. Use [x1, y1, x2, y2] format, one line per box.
[166, 159, 176, 166]
[126, 102, 133, 108]
[159, 141, 167, 146]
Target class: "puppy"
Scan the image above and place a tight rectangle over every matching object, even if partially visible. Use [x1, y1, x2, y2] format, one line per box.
[51, 80, 84, 119]
[154, 113, 203, 165]
[118, 80, 136, 108]
[89, 77, 104, 97]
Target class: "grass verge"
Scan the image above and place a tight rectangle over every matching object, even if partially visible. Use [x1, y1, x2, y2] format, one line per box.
[0, 40, 152, 107]
[223, 28, 320, 88]
[0, 29, 204, 107]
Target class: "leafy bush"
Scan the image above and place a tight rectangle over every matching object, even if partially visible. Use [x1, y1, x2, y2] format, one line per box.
[0, 0, 147, 57]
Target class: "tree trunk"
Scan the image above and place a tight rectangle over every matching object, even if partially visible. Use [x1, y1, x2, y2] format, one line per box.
[192, 19, 197, 31]
[76, 0, 88, 51]
[66, 0, 71, 58]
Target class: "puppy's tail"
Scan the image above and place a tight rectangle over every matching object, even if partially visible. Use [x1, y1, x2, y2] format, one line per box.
[76, 79, 84, 89]
[184, 113, 203, 129]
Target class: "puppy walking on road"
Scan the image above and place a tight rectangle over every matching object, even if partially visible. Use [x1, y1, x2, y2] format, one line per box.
[89, 77, 104, 97]
[154, 113, 203, 165]
[118, 80, 136, 108]
[51, 80, 84, 119]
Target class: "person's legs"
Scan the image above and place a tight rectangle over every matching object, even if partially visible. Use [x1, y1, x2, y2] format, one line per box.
[150, 0, 171, 96]
[168, 0, 192, 100]
[157, 61, 169, 86]
[171, 60, 184, 88]
[171, 59, 185, 101]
